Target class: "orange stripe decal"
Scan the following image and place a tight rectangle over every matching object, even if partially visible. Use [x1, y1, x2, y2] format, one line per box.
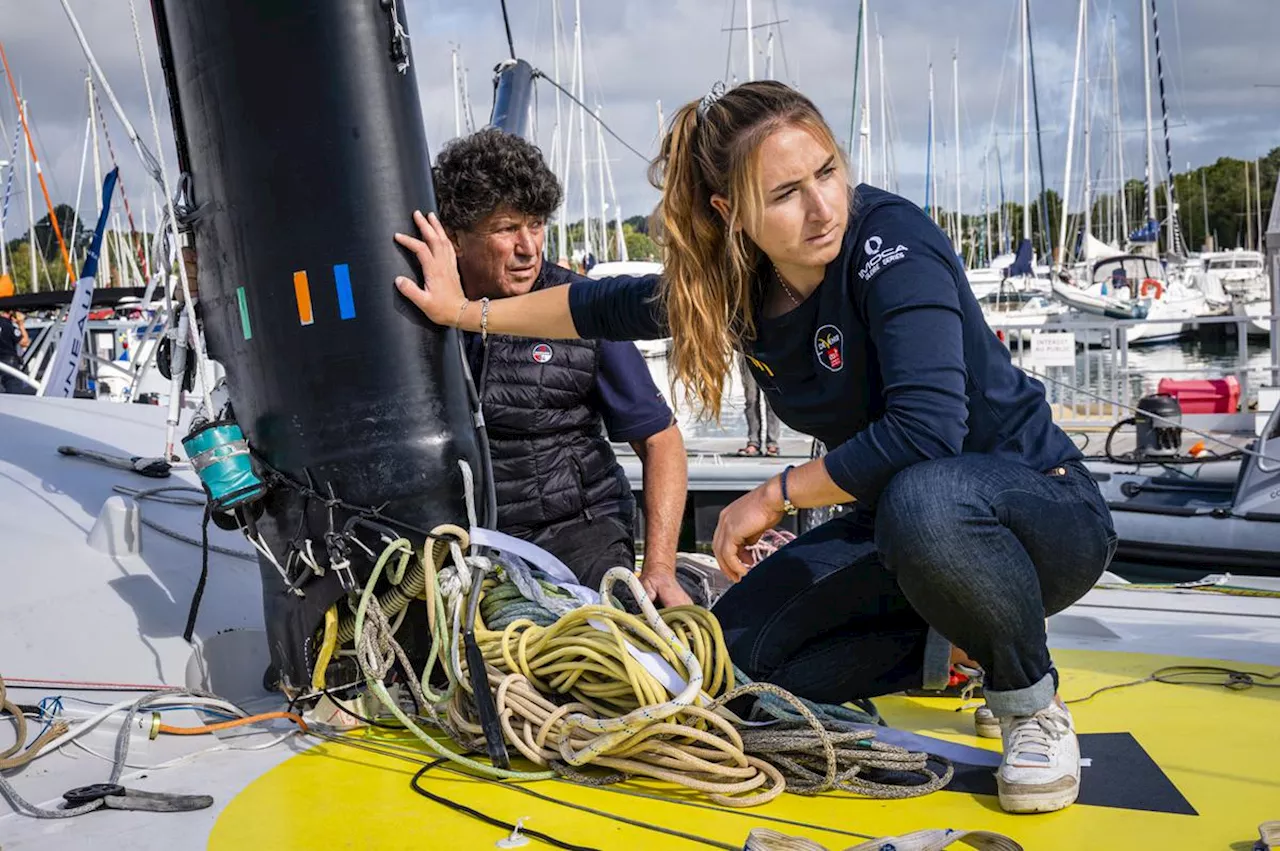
[293, 270, 314, 326]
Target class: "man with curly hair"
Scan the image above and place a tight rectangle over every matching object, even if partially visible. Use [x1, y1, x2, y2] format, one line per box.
[433, 128, 691, 607]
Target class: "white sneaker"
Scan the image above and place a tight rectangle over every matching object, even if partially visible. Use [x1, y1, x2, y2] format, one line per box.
[973, 704, 1000, 739]
[996, 700, 1080, 814]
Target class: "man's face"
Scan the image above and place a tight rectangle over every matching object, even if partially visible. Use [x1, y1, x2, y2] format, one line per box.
[452, 206, 546, 299]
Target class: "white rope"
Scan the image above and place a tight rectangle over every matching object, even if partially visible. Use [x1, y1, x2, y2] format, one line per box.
[249, 533, 301, 595]
[385, 0, 411, 73]
[56, 0, 164, 183]
[458, 459, 478, 533]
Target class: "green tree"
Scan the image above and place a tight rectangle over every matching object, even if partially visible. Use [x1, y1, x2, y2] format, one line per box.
[624, 214, 649, 235]
[624, 229, 659, 261]
[2, 241, 56, 294]
[29, 204, 91, 264]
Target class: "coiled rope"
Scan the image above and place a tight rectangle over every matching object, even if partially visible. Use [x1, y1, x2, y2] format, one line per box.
[329, 530, 950, 806]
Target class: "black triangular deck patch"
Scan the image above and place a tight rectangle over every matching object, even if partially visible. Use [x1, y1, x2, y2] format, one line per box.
[944, 732, 1197, 815]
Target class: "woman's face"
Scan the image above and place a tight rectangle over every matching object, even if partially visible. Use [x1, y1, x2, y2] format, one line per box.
[743, 124, 848, 271]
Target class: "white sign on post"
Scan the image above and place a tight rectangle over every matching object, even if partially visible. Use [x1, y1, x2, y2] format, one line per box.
[1028, 332, 1077, 368]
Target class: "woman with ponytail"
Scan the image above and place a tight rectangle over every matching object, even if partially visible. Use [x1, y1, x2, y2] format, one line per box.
[394, 80, 1114, 815]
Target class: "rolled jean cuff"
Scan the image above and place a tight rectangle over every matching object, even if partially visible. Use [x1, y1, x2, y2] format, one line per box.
[984, 671, 1057, 717]
[921, 628, 952, 690]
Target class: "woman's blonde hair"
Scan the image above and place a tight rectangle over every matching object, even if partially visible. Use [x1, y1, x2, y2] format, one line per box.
[648, 80, 844, 418]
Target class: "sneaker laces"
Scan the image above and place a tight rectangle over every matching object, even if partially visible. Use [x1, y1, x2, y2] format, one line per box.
[1006, 708, 1071, 765]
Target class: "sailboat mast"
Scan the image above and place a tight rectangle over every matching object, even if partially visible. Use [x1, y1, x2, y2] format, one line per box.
[451, 48, 461, 137]
[746, 0, 755, 81]
[1149, 0, 1180, 255]
[983, 152, 992, 264]
[1200, 167, 1209, 250]
[594, 105, 607, 263]
[1110, 16, 1127, 243]
[600, 116, 627, 261]
[858, 0, 872, 185]
[1082, 5, 1092, 243]
[1257, 158, 1264, 253]
[952, 45, 961, 253]
[877, 25, 887, 186]
[1140, 0, 1157, 232]
[1020, 0, 1031, 248]
[574, 0, 591, 263]
[1244, 160, 1252, 250]
[1055, 0, 1086, 271]
[24, 100, 35, 291]
[927, 62, 936, 224]
[554, 0, 568, 264]
[561, 20, 578, 265]
[89, 80, 109, 285]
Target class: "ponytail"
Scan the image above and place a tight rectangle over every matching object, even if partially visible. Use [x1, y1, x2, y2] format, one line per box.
[648, 80, 841, 419]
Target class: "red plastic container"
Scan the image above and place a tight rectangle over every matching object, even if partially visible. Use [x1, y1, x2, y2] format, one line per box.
[1156, 376, 1241, 414]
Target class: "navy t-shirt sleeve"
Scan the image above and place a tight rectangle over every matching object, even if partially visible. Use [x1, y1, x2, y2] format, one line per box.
[822, 208, 970, 503]
[567, 274, 668, 341]
[590, 340, 675, 443]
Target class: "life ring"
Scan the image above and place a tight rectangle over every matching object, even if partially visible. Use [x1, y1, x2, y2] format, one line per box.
[1140, 278, 1163, 299]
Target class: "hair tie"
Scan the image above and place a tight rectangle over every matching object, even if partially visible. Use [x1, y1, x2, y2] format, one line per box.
[698, 81, 727, 118]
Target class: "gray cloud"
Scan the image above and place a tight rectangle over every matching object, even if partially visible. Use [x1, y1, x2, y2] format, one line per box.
[1, 0, 1276, 247]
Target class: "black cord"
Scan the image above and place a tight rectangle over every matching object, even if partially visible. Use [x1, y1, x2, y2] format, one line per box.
[455, 332, 497, 528]
[532, 71, 650, 164]
[312, 729, 873, 846]
[316, 687, 405, 730]
[499, 0, 516, 60]
[182, 501, 213, 643]
[411, 761, 604, 851]
[1103, 417, 1136, 463]
[1066, 664, 1280, 705]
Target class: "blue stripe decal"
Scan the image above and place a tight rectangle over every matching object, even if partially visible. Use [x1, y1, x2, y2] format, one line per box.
[334, 263, 355, 320]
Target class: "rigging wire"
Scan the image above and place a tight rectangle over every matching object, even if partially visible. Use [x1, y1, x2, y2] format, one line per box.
[1025, 366, 1280, 464]
[499, 0, 517, 60]
[533, 72, 650, 164]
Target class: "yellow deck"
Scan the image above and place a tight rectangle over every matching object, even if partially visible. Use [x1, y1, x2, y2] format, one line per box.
[211, 648, 1279, 850]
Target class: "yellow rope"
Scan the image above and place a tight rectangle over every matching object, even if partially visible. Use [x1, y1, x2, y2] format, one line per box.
[0, 674, 69, 771]
[326, 534, 944, 806]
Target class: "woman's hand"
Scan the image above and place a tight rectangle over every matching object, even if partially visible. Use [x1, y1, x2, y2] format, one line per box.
[712, 481, 784, 583]
[394, 210, 466, 326]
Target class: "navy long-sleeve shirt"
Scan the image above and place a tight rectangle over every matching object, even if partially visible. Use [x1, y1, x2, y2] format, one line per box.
[566, 185, 1080, 507]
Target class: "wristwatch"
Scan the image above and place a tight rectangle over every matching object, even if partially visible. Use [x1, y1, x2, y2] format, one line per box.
[779, 465, 798, 516]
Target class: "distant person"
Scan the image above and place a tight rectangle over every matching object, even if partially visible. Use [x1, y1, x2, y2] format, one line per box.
[736, 352, 781, 456]
[431, 128, 692, 608]
[0, 311, 34, 395]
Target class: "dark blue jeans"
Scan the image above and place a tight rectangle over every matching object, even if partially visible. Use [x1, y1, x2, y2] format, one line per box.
[712, 455, 1117, 717]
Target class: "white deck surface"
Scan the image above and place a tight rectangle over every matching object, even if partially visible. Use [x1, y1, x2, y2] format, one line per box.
[2, 393, 1278, 848]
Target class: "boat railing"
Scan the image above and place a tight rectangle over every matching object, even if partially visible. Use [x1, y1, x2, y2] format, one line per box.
[985, 313, 1279, 429]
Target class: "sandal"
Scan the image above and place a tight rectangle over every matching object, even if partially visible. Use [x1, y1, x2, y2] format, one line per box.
[765, 443, 780, 456]
[736, 443, 761, 457]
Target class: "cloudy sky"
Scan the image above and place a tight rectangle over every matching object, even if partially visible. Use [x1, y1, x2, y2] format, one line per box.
[1, 0, 1277, 244]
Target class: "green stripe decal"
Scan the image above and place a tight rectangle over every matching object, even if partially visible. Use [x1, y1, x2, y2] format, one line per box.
[236, 286, 252, 340]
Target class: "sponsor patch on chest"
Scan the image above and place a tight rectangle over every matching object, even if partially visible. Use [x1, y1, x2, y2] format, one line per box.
[531, 343, 553, 363]
[814, 324, 844, 372]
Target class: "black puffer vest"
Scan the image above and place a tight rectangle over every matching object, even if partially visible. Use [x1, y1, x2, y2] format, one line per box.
[476, 265, 635, 538]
